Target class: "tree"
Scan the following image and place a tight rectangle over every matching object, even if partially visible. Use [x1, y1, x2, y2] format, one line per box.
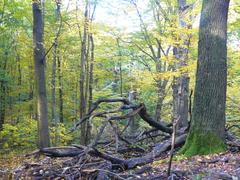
[181, 0, 230, 156]
[130, 0, 173, 122]
[172, 0, 191, 128]
[79, 0, 88, 145]
[32, 0, 50, 148]
[0, 52, 7, 130]
[51, 0, 62, 146]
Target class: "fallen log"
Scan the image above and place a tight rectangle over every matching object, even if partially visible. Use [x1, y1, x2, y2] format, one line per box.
[41, 134, 187, 170]
[125, 134, 187, 169]
[40, 147, 83, 157]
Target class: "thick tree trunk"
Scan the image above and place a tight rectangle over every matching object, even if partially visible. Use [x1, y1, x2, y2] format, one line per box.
[172, 0, 190, 129]
[182, 0, 230, 156]
[32, 1, 50, 148]
[172, 75, 189, 128]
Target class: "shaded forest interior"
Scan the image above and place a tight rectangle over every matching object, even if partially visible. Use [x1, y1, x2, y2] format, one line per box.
[0, 0, 240, 179]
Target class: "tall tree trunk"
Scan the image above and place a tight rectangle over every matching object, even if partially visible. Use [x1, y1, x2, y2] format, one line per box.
[51, 42, 57, 124]
[172, 0, 190, 129]
[117, 38, 123, 97]
[182, 0, 230, 156]
[85, 35, 90, 104]
[32, 1, 50, 148]
[85, 34, 94, 145]
[0, 52, 7, 130]
[119, 62, 123, 97]
[155, 62, 168, 121]
[155, 89, 163, 121]
[88, 35, 94, 110]
[112, 65, 118, 93]
[52, 0, 61, 146]
[128, 91, 137, 135]
[29, 75, 34, 119]
[58, 51, 63, 123]
[16, 49, 22, 122]
[80, 1, 88, 145]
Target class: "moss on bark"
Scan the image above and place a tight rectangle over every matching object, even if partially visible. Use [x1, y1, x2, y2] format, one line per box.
[181, 130, 226, 156]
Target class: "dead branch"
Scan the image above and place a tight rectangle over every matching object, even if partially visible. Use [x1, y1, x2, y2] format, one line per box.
[40, 133, 186, 170]
[71, 98, 173, 134]
[125, 133, 187, 169]
[40, 147, 83, 157]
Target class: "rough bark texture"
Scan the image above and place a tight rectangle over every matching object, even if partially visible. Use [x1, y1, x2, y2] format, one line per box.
[32, 1, 50, 148]
[182, 0, 230, 156]
[172, 0, 190, 129]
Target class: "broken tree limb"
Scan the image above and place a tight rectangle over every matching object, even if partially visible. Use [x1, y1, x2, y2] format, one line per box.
[138, 103, 172, 134]
[40, 147, 83, 157]
[73, 144, 128, 169]
[71, 98, 173, 134]
[40, 133, 186, 170]
[125, 134, 187, 169]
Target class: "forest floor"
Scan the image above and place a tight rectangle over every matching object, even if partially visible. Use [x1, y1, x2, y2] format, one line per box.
[0, 150, 240, 179]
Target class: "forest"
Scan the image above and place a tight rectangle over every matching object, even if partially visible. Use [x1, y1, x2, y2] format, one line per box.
[0, 0, 240, 179]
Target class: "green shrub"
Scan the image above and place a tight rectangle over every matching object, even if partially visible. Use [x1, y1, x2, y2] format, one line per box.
[0, 119, 73, 150]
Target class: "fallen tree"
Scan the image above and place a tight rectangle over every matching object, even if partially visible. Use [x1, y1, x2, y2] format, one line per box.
[40, 133, 187, 170]
[13, 98, 240, 179]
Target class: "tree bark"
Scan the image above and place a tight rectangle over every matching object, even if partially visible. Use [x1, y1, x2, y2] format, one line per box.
[88, 35, 94, 111]
[51, 42, 57, 124]
[112, 65, 118, 93]
[80, 1, 88, 145]
[85, 34, 94, 145]
[32, 0, 50, 148]
[0, 52, 7, 130]
[172, 0, 190, 129]
[58, 51, 63, 123]
[182, 0, 230, 156]
[52, 0, 61, 146]
[16, 48, 22, 122]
